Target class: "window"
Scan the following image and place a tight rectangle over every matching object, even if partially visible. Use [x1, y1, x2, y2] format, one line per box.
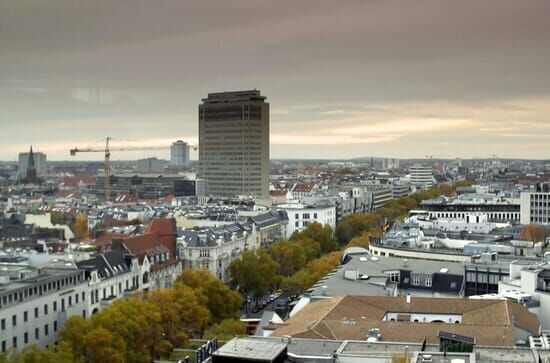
[35, 307, 39, 318]
[1, 340, 5, 353]
[12, 315, 16, 327]
[412, 276, 420, 286]
[425, 277, 432, 287]
[389, 272, 399, 283]
[24, 333, 28, 344]
[44, 304, 48, 315]
[53, 301, 57, 312]
[1, 319, 5, 330]
[54, 321, 57, 332]
[314, 213, 318, 219]
[450, 282, 457, 289]
[24, 311, 28, 322]
[12, 337, 16, 349]
[44, 324, 48, 336]
[35, 328, 39, 340]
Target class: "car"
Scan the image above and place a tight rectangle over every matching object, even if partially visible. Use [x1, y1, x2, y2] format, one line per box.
[269, 294, 278, 302]
[259, 300, 268, 306]
[420, 354, 433, 363]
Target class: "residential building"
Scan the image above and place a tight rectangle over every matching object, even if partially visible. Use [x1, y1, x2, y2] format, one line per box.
[198, 90, 269, 198]
[248, 211, 288, 247]
[170, 140, 190, 167]
[277, 202, 336, 237]
[177, 223, 255, 282]
[0, 258, 88, 352]
[136, 157, 164, 173]
[76, 250, 143, 316]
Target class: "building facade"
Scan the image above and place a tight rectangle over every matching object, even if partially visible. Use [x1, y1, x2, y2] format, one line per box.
[520, 190, 550, 225]
[277, 203, 336, 237]
[170, 140, 190, 167]
[198, 90, 269, 198]
[410, 164, 434, 187]
[18, 149, 47, 179]
[136, 157, 164, 173]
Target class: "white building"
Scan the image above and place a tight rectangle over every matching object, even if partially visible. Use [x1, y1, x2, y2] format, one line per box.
[170, 140, 190, 167]
[520, 191, 550, 225]
[136, 157, 164, 173]
[0, 260, 88, 352]
[277, 203, 336, 237]
[499, 261, 550, 329]
[177, 223, 256, 282]
[410, 164, 434, 188]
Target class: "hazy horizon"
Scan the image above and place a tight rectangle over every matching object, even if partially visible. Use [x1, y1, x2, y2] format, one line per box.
[2, 1, 550, 161]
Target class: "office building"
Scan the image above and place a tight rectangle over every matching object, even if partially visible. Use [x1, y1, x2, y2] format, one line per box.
[520, 183, 550, 225]
[18, 147, 47, 179]
[136, 157, 164, 173]
[410, 163, 434, 187]
[198, 90, 269, 198]
[170, 140, 190, 167]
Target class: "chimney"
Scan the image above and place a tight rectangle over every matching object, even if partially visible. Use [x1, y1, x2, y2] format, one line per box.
[406, 294, 411, 304]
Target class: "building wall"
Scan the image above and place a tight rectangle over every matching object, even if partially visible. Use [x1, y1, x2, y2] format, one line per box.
[170, 140, 190, 167]
[279, 205, 336, 237]
[136, 158, 164, 173]
[18, 152, 47, 178]
[0, 271, 88, 352]
[521, 192, 550, 225]
[198, 90, 269, 198]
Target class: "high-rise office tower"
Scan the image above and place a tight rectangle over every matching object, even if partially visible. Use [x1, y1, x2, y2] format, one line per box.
[198, 90, 269, 198]
[170, 140, 190, 167]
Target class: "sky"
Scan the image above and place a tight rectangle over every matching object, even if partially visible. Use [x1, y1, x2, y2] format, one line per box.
[1, 0, 550, 161]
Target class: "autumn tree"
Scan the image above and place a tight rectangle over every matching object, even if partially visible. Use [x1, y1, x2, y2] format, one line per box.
[519, 224, 547, 242]
[72, 212, 89, 241]
[335, 213, 381, 245]
[268, 240, 307, 276]
[176, 269, 240, 323]
[346, 232, 372, 250]
[291, 222, 338, 254]
[203, 319, 247, 340]
[229, 249, 279, 300]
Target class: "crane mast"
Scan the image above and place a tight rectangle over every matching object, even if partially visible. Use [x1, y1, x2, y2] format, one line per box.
[104, 137, 111, 201]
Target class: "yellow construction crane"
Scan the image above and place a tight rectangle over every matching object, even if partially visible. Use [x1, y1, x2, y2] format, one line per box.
[70, 137, 197, 201]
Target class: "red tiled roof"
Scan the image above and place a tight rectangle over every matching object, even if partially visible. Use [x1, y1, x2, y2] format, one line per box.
[292, 181, 316, 193]
[94, 231, 130, 247]
[270, 189, 288, 197]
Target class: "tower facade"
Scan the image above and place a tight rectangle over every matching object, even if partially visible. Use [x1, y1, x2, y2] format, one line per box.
[198, 90, 269, 198]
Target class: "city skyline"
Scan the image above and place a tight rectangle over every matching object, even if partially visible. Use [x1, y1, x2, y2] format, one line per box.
[2, 1, 550, 160]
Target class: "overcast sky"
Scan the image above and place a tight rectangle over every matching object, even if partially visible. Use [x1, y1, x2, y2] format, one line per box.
[1, 0, 549, 161]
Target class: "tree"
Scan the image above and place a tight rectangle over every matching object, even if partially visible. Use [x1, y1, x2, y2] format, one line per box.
[176, 269, 240, 323]
[60, 316, 92, 359]
[203, 319, 247, 340]
[291, 222, 338, 254]
[91, 298, 164, 363]
[519, 224, 547, 242]
[346, 232, 372, 250]
[72, 212, 89, 241]
[82, 328, 125, 363]
[335, 213, 381, 245]
[268, 240, 307, 276]
[229, 249, 279, 300]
